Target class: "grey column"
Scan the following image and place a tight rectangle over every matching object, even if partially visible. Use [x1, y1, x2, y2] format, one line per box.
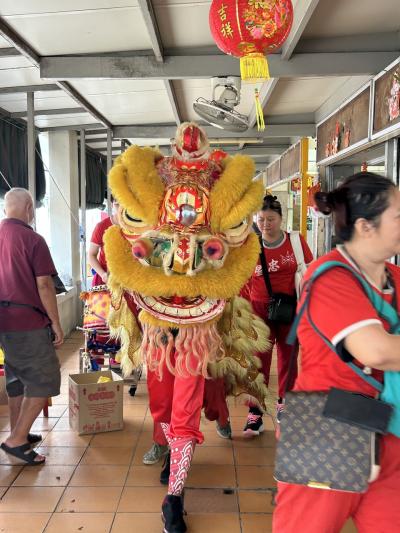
[80, 129, 87, 290]
[107, 129, 112, 215]
[27, 91, 36, 210]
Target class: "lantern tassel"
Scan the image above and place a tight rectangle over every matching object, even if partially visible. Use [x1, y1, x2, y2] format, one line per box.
[240, 54, 270, 83]
[254, 88, 265, 132]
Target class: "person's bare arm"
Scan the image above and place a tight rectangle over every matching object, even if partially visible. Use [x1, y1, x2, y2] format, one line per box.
[344, 323, 400, 371]
[88, 243, 107, 283]
[36, 275, 64, 347]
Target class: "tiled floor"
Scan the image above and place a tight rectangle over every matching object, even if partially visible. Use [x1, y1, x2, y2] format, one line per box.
[0, 332, 357, 532]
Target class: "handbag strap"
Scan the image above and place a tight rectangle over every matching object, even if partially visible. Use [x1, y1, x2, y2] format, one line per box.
[258, 236, 273, 297]
[286, 260, 387, 393]
[289, 231, 305, 273]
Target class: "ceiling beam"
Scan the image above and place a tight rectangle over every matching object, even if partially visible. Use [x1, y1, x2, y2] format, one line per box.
[99, 149, 122, 154]
[0, 16, 112, 129]
[296, 32, 400, 54]
[0, 84, 60, 94]
[0, 47, 20, 57]
[79, 129, 108, 136]
[137, 0, 163, 61]
[40, 51, 398, 80]
[136, 0, 182, 125]
[54, 81, 112, 129]
[84, 137, 108, 143]
[281, 0, 321, 60]
[0, 105, 11, 118]
[249, 0, 321, 128]
[11, 107, 86, 118]
[39, 123, 105, 132]
[0, 18, 40, 64]
[163, 80, 181, 125]
[113, 123, 315, 139]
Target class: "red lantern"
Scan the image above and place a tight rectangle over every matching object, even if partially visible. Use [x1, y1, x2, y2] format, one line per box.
[209, 0, 293, 82]
[209, 149, 228, 162]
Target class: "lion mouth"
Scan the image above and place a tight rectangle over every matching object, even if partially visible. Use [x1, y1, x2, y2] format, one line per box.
[132, 293, 225, 324]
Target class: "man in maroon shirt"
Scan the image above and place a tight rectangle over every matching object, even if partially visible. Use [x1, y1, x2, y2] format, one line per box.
[0, 188, 63, 465]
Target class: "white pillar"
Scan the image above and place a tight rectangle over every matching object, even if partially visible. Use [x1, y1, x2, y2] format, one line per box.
[107, 129, 113, 215]
[27, 92, 36, 215]
[46, 131, 80, 287]
[80, 129, 87, 290]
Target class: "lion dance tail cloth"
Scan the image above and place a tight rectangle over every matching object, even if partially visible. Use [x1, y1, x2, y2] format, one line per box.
[104, 123, 271, 511]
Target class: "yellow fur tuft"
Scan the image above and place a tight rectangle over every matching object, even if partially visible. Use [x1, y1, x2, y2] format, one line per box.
[108, 291, 142, 376]
[104, 226, 260, 299]
[208, 295, 273, 413]
[210, 155, 264, 232]
[108, 146, 165, 226]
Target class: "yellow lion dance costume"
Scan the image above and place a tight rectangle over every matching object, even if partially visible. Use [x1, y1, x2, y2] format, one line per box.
[104, 122, 270, 531]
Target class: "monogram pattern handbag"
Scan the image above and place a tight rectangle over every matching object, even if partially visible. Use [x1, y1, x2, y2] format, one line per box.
[275, 391, 378, 492]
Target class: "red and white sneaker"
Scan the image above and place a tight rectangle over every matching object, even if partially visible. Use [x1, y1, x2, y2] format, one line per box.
[243, 413, 264, 437]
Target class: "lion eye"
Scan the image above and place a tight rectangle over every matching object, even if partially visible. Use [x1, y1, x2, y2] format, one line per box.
[125, 211, 142, 223]
[230, 220, 245, 230]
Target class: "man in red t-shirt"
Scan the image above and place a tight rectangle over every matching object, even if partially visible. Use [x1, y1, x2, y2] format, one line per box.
[0, 188, 63, 465]
[88, 199, 119, 286]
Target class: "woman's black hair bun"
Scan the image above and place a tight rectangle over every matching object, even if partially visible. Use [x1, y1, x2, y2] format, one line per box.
[261, 194, 282, 216]
[314, 191, 332, 215]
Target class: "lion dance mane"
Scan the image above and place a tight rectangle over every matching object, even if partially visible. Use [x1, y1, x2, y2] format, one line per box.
[104, 122, 271, 410]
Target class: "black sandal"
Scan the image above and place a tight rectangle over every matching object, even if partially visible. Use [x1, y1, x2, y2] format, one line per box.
[1, 442, 46, 465]
[27, 433, 42, 445]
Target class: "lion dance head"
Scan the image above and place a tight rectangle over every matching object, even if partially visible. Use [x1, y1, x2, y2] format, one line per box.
[105, 122, 270, 408]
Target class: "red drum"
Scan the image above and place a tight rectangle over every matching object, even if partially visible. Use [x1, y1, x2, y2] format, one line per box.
[80, 285, 119, 352]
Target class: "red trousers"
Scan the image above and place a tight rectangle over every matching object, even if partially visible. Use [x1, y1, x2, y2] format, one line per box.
[147, 351, 205, 445]
[152, 376, 230, 445]
[273, 434, 400, 533]
[153, 421, 168, 446]
[203, 377, 230, 427]
[251, 300, 298, 398]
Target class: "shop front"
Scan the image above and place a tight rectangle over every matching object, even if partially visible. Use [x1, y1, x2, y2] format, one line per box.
[316, 57, 400, 253]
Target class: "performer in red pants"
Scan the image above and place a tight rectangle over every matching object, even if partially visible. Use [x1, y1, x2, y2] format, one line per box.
[145, 377, 230, 468]
[105, 123, 269, 532]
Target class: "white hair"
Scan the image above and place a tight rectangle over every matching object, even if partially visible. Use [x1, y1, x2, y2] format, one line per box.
[4, 187, 33, 205]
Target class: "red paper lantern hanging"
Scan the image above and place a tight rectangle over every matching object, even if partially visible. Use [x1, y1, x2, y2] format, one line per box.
[209, 149, 228, 162]
[209, 0, 293, 83]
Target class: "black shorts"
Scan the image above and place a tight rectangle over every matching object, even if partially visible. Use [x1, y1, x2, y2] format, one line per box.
[0, 327, 61, 398]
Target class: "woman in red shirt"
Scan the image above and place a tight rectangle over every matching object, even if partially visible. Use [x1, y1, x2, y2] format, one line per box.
[88, 199, 119, 287]
[244, 195, 313, 436]
[273, 173, 400, 532]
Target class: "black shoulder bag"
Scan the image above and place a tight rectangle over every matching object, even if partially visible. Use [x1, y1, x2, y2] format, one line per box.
[259, 236, 296, 324]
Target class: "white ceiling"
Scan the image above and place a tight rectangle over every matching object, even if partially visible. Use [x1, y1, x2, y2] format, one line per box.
[0, 0, 398, 161]
[266, 77, 355, 115]
[1, 6, 152, 54]
[304, 0, 400, 37]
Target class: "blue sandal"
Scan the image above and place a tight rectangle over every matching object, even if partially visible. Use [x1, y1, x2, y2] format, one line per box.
[1, 442, 45, 465]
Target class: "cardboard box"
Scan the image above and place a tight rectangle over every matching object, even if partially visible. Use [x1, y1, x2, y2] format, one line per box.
[69, 370, 123, 435]
[0, 372, 7, 405]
